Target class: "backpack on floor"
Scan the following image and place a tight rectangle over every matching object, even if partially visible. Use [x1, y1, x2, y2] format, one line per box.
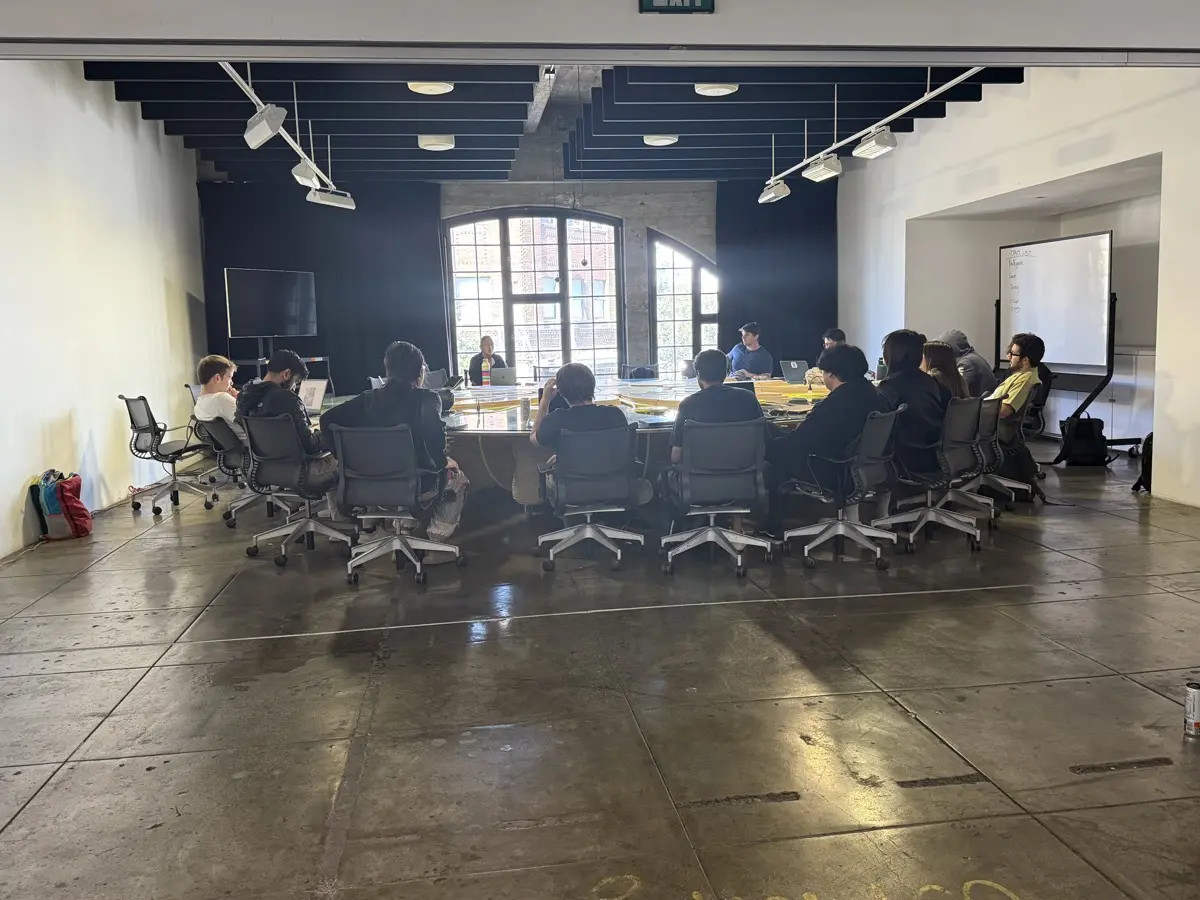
[1053, 413, 1114, 466]
[1132, 433, 1153, 493]
[28, 470, 93, 541]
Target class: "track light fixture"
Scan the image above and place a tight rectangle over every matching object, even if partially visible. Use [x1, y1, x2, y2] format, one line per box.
[694, 83, 739, 97]
[643, 134, 679, 147]
[408, 81, 454, 95]
[757, 181, 791, 204]
[291, 160, 321, 189]
[243, 104, 286, 149]
[853, 127, 898, 159]
[417, 134, 456, 152]
[306, 189, 357, 211]
[801, 155, 843, 183]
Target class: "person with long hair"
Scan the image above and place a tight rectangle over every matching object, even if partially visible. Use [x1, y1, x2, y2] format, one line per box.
[877, 329, 948, 476]
[922, 340, 970, 400]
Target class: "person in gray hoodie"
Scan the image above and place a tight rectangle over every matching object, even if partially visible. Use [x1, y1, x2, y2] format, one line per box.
[936, 329, 997, 397]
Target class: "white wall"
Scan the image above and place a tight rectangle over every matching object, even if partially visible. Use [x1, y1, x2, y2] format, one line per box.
[837, 67, 1200, 506]
[904, 217, 1060, 366]
[0, 60, 203, 556]
[1057, 194, 1161, 348]
[4, 0, 1200, 50]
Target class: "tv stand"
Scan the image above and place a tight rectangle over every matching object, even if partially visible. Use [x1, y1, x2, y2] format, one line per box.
[232, 336, 336, 395]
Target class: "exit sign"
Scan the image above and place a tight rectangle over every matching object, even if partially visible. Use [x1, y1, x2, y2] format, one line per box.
[639, 0, 715, 12]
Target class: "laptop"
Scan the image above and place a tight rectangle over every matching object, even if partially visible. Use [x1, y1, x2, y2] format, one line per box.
[488, 367, 518, 386]
[297, 379, 328, 415]
[780, 360, 810, 384]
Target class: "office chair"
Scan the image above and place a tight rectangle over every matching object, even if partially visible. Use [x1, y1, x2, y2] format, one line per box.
[941, 397, 1007, 523]
[119, 395, 214, 515]
[660, 419, 775, 577]
[871, 397, 985, 552]
[241, 415, 351, 566]
[197, 416, 282, 528]
[781, 407, 903, 569]
[1023, 363, 1055, 438]
[621, 364, 659, 379]
[330, 424, 465, 585]
[537, 423, 645, 571]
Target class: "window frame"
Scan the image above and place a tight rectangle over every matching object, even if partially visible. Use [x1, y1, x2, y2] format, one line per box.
[442, 207, 626, 379]
[647, 230, 720, 372]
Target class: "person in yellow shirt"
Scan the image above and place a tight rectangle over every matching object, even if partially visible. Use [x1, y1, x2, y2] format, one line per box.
[990, 332, 1044, 444]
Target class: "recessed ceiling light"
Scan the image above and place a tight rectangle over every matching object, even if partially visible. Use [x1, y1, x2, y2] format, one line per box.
[695, 83, 739, 97]
[643, 134, 679, 147]
[408, 81, 454, 96]
[418, 134, 456, 151]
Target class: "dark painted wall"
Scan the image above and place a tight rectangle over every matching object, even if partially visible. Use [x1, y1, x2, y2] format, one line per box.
[198, 181, 447, 394]
[715, 179, 839, 374]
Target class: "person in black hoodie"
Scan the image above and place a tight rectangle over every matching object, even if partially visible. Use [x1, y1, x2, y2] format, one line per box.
[876, 329, 949, 478]
[237, 349, 339, 491]
[319, 341, 449, 495]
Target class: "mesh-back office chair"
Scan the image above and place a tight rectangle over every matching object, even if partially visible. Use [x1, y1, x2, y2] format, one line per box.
[185, 384, 203, 403]
[871, 397, 984, 551]
[538, 424, 645, 570]
[241, 415, 351, 566]
[660, 419, 775, 577]
[198, 416, 283, 528]
[781, 407, 903, 569]
[936, 397, 1001, 524]
[621, 364, 659, 379]
[330, 425, 465, 585]
[1023, 363, 1055, 438]
[120, 395, 213, 514]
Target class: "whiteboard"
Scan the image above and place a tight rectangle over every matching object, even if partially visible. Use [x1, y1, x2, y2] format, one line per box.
[999, 232, 1112, 368]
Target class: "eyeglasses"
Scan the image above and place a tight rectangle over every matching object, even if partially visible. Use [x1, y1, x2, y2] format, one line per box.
[1007, 350, 1024, 359]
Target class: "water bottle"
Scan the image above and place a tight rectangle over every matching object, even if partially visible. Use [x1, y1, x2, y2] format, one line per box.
[481, 356, 491, 386]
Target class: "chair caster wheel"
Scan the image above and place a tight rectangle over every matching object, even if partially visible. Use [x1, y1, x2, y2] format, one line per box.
[414, 570, 427, 585]
[221, 510, 232, 521]
[131, 501, 142, 511]
[274, 554, 288, 567]
[610, 559, 622, 572]
[204, 501, 214, 510]
[456, 555, 468, 568]
[1128, 446, 1140, 459]
[735, 565, 747, 578]
[969, 536, 982, 552]
[542, 559, 556, 572]
[875, 556, 890, 571]
[765, 551, 774, 563]
[245, 545, 259, 558]
[1036, 470, 1047, 480]
[152, 506, 163, 516]
[903, 541, 916, 555]
[802, 556, 817, 569]
[212, 492, 220, 502]
[662, 561, 675, 575]
[225, 518, 237, 528]
[347, 572, 359, 585]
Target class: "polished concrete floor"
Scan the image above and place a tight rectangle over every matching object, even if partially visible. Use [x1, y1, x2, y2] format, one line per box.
[1, 458, 1199, 899]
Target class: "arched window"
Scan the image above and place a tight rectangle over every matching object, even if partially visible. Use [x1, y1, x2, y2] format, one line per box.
[649, 232, 719, 378]
[444, 208, 624, 381]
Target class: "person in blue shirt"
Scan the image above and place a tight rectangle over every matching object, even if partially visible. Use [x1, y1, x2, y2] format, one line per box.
[726, 321, 774, 379]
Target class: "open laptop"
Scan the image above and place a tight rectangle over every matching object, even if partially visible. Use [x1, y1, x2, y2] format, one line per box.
[780, 360, 810, 384]
[297, 379, 328, 415]
[488, 367, 518, 386]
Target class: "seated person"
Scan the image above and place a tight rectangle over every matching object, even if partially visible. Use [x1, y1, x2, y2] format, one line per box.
[193, 354, 245, 442]
[532, 362, 652, 504]
[990, 332, 1044, 445]
[922, 340, 970, 400]
[467, 335, 507, 386]
[822, 327, 846, 351]
[321, 341, 468, 537]
[936, 329, 998, 398]
[767, 343, 889, 483]
[237, 349, 338, 491]
[670, 349, 766, 465]
[727, 321, 774, 379]
[877, 329, 949, 476]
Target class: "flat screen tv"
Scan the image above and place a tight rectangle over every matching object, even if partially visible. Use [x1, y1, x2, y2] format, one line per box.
[225, 267, 318, 338]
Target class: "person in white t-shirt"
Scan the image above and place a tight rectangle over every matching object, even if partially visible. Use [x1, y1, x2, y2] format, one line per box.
[193, 355, 245, 442]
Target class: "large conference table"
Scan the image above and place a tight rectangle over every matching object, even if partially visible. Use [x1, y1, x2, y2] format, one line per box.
[440, 378, 828, 506]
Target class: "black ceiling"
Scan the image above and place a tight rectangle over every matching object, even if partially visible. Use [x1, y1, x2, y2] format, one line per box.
[84, 62, 1023, 184]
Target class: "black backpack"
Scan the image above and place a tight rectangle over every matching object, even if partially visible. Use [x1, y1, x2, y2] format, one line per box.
[1132, 433, 1153, 493]
[1053, 413, 1113, 466]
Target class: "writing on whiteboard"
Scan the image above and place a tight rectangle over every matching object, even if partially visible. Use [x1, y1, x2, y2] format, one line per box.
[1004, 250, 1032, 314]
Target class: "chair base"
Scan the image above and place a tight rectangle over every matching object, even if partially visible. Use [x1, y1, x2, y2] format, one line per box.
[661, 512, 774, 572]
[785, 511, 898, 561]
[937, 487, 996, 519]
[873, 493, 981, 546]
[131, 476, 213, 513]
[248, 505, 351, 564]
[538, 512, 644, 567]
[347, 532, 461, 581]
[960, 473, 1034, 503]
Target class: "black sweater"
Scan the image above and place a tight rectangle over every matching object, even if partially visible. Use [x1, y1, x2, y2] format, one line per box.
[319, 383, 447, 472]
[467, 353, 507, 386]
[236, 380, 322, 457]
[770, 377, 890, 477]
[877, 369, 949, 475]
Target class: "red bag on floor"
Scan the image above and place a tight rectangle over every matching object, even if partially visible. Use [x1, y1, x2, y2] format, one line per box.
[28, 470, 93, 540]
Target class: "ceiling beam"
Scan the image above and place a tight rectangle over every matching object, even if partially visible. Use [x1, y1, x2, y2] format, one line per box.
[219, 160, 513, 172]
[205, 148, 518, 163]
[115, 80, 535, 104]
[140, 101, 529, 122]
[164, 119, 525, 136]
[569, 121, 914, 149]
[593, 88, 946, 123]
[183, 134, 523, 151]
[85, 61, 541, 83]
[585, 105, 925, 136]
[218, 170, 511, 182]
[620, 65, 1024, 85]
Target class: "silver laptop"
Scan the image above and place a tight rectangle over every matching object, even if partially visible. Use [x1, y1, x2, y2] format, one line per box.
[780, 360, 810, 384]
[488, 367, 517, 386]
[298, 379, 328, 415]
